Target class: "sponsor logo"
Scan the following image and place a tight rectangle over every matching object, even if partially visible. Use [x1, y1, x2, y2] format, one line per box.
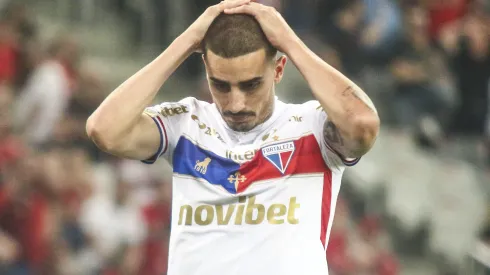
[191, 115, 226, 143]
[225, 149, 259, 162]
[289, 115, 303, 122]
[262, 142, 295, 174]
[160, 105, 189, 117]
[194, 157, 211, 174]
[178, 195, 300, 226]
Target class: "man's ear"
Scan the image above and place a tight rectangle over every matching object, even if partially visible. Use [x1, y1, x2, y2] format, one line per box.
[274, 55, 287, 84]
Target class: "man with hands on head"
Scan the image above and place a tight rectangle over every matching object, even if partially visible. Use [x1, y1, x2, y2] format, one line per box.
[87, 1, 379, 274]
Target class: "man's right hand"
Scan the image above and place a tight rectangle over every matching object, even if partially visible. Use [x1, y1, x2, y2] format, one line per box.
[184, 0, 251, 52]
[87, 1, 252, 162]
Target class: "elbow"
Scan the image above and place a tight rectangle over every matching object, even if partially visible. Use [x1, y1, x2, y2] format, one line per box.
[86, 115, 117, 152]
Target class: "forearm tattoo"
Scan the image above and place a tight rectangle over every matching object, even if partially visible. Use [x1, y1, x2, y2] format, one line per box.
[341, 86, 377, 114]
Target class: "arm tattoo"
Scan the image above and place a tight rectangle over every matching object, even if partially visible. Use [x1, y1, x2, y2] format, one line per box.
[323, 120, 344, 147]
[321, 86, 378, 159]
[341, 86, 377, 114]
[323, 119, 367, 158]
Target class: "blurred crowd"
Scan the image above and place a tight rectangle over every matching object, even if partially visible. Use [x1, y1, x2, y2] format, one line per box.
[0, 0, 489, 274]
[0, 2, 172, 275]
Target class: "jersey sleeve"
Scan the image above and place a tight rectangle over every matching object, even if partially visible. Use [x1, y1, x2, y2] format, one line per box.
[303, 100, 361, 170]
[141, 97, 197, 164]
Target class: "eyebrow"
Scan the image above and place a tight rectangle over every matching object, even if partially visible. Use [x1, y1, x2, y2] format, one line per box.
[209, 76, 263, 85]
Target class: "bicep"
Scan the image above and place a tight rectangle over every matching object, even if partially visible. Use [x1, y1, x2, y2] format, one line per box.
[108, 113, 164, 161]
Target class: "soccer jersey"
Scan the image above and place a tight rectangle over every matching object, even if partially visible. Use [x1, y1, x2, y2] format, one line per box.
[143, 97, 359, 275]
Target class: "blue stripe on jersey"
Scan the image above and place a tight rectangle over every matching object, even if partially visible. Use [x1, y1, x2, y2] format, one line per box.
[142, 116, 164, 164]
[323, 139, 360, 167]
[342, 157, 360, 166]
[173, 136, 241, 194]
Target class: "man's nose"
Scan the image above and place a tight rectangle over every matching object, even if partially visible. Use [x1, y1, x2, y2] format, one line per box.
[227, 89, 246, 113]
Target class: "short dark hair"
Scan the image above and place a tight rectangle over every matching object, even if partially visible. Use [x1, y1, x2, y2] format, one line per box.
[202, 13, 277, 59]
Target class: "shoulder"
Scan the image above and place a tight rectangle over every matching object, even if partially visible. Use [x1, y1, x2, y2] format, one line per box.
[177, 97, 211, 109]
[282, 100, 326, 118]
[274, 100, 327, 133]
[152, 96, 204, 110]
[145, 97, 212, 118]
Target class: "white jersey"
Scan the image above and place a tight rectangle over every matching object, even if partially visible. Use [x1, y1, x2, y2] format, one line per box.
[143, 97, 359, 275]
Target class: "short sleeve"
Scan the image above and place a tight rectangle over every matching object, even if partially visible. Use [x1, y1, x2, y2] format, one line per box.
[303, 101, 361, 170]
[141, 97, 197, 164]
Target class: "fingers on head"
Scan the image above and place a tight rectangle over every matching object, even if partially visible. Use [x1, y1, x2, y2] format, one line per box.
[219, 0, 250, 10]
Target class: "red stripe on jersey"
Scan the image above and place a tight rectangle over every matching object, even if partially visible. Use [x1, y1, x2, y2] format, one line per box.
[156, 116, 169, 154]
[320, 170, 332, 248]
[237, 134, 329, 193]
[236, 134, 334, 248]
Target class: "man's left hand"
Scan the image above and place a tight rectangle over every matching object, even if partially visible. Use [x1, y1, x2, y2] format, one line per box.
[224, 2, 298, 53]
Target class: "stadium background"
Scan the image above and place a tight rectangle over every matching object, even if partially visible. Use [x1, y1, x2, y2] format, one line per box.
[0, 0, 489, 274]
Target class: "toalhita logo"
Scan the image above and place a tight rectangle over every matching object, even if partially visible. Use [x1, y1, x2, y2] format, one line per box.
[160, 105, 189, 117]
[178, 195, 300, 226]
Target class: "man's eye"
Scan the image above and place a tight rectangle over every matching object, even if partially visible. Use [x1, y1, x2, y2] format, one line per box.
[213, 82, 230, 92]
[241, 81, 261, 91]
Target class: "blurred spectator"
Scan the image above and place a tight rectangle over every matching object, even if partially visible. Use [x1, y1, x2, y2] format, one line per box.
[321, 0, 367, 80]
[13, 35, 80, 147]
[1, 1, 37, 44]
[0, 87, 24, 179]
[349, 216, 399, 275]
[0, 150, 61, 274]
[440, 0, 490, 136]
[327, 198, 356, 275]
[466, 224, 490, 274]
[79, 178, 147, 275]
[0, 18, 18, 85]
[67, 69, 108, 161]
[389, 4, 454, 138]
[361, 0, 403, 62]
[116, 159, 161, 207]
[1, 1, 38, 88]
[140, 181, 171, 275]
[424, 0, 470, 41]
[282, 0, 315, 33]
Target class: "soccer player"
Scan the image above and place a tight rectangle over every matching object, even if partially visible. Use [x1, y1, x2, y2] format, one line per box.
[86, 1, 380, 274]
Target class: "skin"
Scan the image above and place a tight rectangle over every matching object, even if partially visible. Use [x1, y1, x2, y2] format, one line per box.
[225, 2, 379, 159]
[86, 0, 379, 162]
[203, 49, 286, 132]
[86, 0, 253, 160]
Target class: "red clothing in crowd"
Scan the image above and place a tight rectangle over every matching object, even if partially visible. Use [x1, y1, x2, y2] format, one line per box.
[140, 202, 171, 275]
[327, 231, 355, 274]
[376, 252, 399, 275]
[0, 136, 24, 169]
[427, 0, 469, 39]
[0, 43, 17, 83]
[0, 189, 49, 268]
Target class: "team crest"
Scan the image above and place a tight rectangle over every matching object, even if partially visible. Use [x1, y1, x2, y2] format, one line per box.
[262, 141, 295, 174]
